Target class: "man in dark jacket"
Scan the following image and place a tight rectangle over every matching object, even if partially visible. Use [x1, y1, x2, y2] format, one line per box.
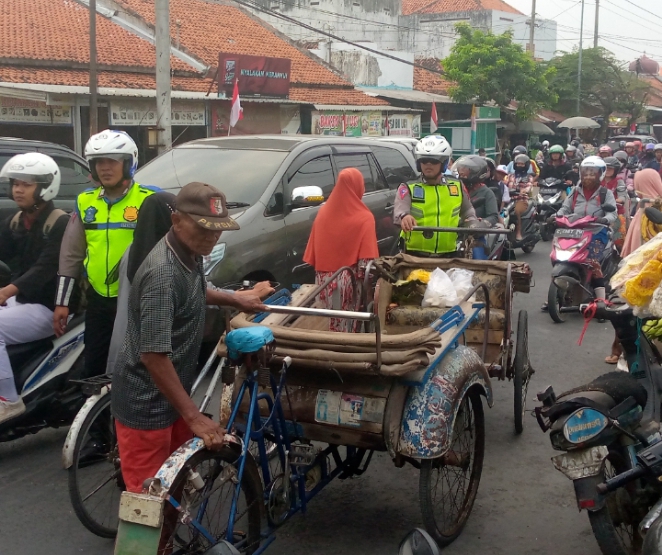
[540, 145, 572, 181]
[0, 153, 69, 423]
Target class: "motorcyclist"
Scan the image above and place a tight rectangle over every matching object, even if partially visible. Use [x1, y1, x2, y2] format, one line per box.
[394, 135, 478, 257]
[650, 144, 662, 173]
[53, 130, 159, 380]
[494, 164, 511, 211]
[571, 138, 585, 157]
[540, 145, 572, 181]
[485, 158, 510, 211]
[564, 163, 580, 187]
[453, 156, 498, 260]
[565, 144, 583, 165]
[555, 156, 617, 301]
[613, 150, 634, 192]
[641, 143, 657, 170]
[633, 140, 644, 161]
[0, 153, 69, 423]
[507, 154, 534, 192]
[598, 145, 613, 159]
[505, 145, 528, 174]
[624, 142, 640, 170]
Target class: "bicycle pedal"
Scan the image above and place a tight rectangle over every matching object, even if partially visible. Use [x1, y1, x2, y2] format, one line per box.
[289, 444, 316, 466]
[258, 367, 272, 387]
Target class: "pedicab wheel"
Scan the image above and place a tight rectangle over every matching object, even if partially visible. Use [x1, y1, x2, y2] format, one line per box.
[419, 389, 485, 547]
[68, 393, 122, 538]
[547, 281, 565, 323]
[162, 446, 263, 555]
[588, 450, 643, 555]
[513, 310, 532, 435]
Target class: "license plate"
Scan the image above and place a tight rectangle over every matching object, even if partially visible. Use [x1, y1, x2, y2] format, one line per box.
[555, 228, 584, 239]
[541, 188, 557, 195]
[552, 445, 609, 480]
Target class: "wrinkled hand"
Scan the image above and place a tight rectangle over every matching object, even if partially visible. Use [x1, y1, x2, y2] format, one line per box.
[251, 281, 275, 300]
[188, 413, 226, 450]
[53, 306, 70, 337]
[234, 294, 267, 314]
[400, 215, 417, 232]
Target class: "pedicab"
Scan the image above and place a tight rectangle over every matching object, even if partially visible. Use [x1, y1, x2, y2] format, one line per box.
[112, 247, 533, 555]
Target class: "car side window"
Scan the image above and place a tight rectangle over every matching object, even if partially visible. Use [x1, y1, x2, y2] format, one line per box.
[51, 156, 94, 200]
[368, 154, 388, 191]
[265, 182, 285, 217]
[0, 154, 13, 197]
[334, 153, 376, 193]
[288, 156, 335, 200]
[371, 146, 418, 189]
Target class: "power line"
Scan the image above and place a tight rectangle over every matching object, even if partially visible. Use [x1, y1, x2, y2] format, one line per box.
[619, 0, 662, 23]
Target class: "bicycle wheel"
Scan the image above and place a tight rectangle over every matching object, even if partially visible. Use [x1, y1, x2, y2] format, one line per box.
[161, 446, 263, 555]
[419, 389, 485, 547]
[514, 310, 532, 435]
[68, 393, 123, 538]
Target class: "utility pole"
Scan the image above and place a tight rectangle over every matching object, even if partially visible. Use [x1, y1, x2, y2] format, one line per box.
[594, 0, 600, 48]
[577, 0, 585, 115]
[89, 0, 98, 136]
[529, 0, 536, 57]
[155, 0, 172, 154]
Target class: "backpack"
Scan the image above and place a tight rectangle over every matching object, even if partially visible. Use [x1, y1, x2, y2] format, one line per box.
[10, 208, 67, 236]
[571, 186, 607, 212]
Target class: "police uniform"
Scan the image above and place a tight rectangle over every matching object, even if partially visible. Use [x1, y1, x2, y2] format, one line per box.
[393, 177, 478, 255]
[56, 181, 158, 377]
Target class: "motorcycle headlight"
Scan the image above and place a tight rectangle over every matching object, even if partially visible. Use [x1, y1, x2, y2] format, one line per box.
[203, 243, 226, 276]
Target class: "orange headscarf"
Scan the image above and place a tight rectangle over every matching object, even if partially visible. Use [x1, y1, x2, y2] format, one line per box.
[621, 169, 662, 257]
[303, 168, 379, 272]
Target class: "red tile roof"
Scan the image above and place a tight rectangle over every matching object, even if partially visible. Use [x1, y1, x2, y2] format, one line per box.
[115, 0, 350, 88]
[403, 0, 522, 16]
[0, 0, 191, 72]
[413, 59, 453, 95]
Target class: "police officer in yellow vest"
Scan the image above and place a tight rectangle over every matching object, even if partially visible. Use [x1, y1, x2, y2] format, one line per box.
[53, 131, 158, 378]
[394, 135, 478, 256]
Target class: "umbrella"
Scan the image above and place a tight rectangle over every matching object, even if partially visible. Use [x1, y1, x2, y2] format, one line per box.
[558, 117, 600, 129]
[517, 121, 554, 135]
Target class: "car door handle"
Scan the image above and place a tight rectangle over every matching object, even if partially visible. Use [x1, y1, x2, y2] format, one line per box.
[385, 202, 394, 213]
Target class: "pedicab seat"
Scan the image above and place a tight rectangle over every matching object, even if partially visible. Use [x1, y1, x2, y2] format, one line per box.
[226, 327, 274, 361]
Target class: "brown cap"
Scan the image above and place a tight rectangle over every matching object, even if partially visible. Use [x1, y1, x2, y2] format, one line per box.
[176, 182, 240, 231]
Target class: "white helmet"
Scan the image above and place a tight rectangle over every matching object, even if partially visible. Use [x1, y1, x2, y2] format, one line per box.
[542, 140, 550, 148]
[0, 153, 61, 203]
[654, 143, 662, 152]
[414, 135, 453, 172]
[580, 155, 607, 182]
[84, 130, 138, 182]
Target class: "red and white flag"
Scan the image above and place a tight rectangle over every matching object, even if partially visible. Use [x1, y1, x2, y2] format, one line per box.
[229, 79, 243, 129]
[430, 102, 438, 133]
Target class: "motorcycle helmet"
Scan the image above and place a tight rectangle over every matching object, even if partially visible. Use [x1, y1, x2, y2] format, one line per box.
[0, 152, 61, 203]
[634, 140, 643, 151]
[512, 145, 527, 157]
[619, 140, 626, 149]
[571, 139, 580, 147]
[414, 135, 453, 173]
[451, 155, 490, 186]
[513, 154, 530, 174]
[614, 150, 629, 165]
[496, 164, 508, 175]
[599, 145, 613, 156]
[483, 156, 496, 178]
[646, 142, 656, 152]
[542, 140, 550, 148]
[580, 155, 607, 183]
[655, 144, 662, 152]
[604, 156, 621, 172]
[565, 145, 578, 156]
[625, 141, 635, 151]
[85, 130, 139, 182]
[549, 144, 565, 160]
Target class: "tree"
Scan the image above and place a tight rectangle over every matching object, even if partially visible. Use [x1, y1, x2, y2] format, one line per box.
[442, 23, 557, 121]
[547, 47, 650, 138]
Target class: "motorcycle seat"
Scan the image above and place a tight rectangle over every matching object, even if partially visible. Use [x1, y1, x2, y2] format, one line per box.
[548, 371, 647, 422]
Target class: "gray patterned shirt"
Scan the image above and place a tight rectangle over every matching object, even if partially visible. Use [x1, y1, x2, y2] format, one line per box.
[112, 230, 206, 429]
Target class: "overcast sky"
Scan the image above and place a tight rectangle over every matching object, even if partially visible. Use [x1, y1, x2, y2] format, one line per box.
[506, 0, 662, 65]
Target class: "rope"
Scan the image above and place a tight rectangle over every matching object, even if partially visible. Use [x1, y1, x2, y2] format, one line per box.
[577, 301, 597, 346]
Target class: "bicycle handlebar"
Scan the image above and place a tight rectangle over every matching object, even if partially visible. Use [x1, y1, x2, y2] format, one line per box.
[597, 465, 647, 494]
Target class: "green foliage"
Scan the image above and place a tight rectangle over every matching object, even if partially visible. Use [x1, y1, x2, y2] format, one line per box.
[442, 23, 557, 121]
[547, 47, 650, 126]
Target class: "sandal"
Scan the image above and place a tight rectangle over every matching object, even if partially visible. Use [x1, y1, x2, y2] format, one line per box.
[604, 355, 619, 364]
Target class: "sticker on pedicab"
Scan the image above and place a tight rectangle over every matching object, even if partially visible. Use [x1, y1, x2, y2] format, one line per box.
[361, 397, 386, 423]
[315, 389, 341, 425]
[339, 394, 364, 426]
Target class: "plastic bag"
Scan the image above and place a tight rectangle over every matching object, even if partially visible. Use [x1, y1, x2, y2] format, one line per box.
[622, 259, 662, 307]
[649, 283, 662, 318]
[405, 269, 432, 284]
[447, 268, 475, 301]
[422, 268, 457, 308]
[611, 233, 662, 290]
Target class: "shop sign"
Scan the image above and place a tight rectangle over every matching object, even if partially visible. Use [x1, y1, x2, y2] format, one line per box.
[312, 111, 383, 137]
[109, 101, 206, 126]
[219, 54, 291, 97]
[477, 106, 500, 120]
[210, 102, 299, 135]
[387, 114, 421, 137]
[0, 96, 72, 125]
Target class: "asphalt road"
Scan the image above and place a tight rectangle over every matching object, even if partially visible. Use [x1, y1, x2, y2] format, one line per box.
[0, 242, 616, 555]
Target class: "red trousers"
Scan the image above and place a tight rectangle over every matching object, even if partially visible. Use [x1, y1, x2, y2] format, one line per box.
[115, 418, 193, 493]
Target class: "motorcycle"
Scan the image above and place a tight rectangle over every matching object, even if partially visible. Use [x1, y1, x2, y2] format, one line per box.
[536, 300, 662, 555]
[547, 213, 620, 323]
[505, 180, 541, 254]
[537, 177, 569, 242]
[0, 261, 86, 442]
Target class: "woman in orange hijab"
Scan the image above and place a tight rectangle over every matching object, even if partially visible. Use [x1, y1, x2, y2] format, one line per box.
[303, 168, 379, 332]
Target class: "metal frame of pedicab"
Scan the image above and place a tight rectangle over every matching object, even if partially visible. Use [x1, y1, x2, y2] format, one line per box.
[112, 265, 498, 555]
[386, 226, 534, 434]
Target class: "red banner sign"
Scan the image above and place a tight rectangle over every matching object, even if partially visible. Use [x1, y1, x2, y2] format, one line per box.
[219, 54, 291, 97]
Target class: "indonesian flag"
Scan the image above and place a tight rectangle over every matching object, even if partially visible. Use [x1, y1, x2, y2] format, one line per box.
[230, 79, 243, 128]
[430, 102, 438, 133]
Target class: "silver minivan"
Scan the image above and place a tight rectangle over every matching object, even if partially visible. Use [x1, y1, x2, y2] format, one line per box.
[135, 135, 418, 288]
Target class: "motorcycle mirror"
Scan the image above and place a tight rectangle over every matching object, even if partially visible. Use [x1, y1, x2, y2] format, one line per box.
[202, 541, 240, 555]
[399, 529, 440, 555]
[0, 260, 10, 288]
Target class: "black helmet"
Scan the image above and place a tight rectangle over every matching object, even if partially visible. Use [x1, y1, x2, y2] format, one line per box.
[513, 154, 530, 173]
[619, 140, 626, 149]
[614, 150, 628, 165]
[604, 156, 621, 171]
[512, 145, 527, 157]
[452, 155, 490, 185]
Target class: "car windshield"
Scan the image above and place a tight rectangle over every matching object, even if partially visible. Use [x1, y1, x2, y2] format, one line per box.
[135, 147, 289, 206]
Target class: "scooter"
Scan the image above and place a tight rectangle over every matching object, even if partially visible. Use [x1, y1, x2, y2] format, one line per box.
[547, 213, 620, 324]
[0, 261, 86, 442]
[537, 177, 569, 241]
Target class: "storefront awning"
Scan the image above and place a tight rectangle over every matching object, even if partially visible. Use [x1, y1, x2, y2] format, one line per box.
[358, 88, 453, 104]
[313, 104, 418, 112]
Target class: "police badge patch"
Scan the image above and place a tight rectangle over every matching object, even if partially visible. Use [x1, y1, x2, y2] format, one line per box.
[83, 206, 98, 224]
[397, 184, 409, 199]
